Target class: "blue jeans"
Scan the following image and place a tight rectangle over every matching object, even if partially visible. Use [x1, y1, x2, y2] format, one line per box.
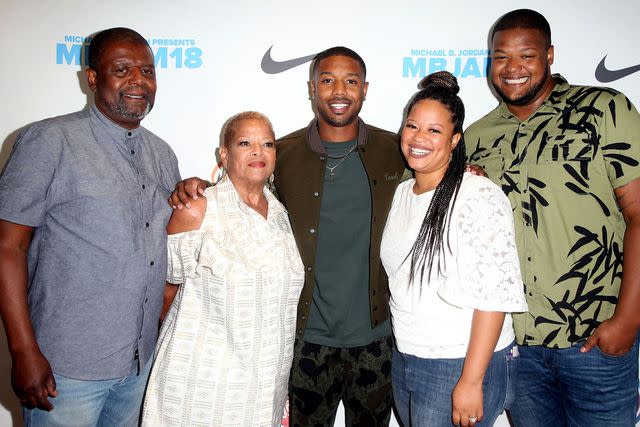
[392, 343, 516, 426]
[509, 340, 639, 427]
[23, 357, 152, 427]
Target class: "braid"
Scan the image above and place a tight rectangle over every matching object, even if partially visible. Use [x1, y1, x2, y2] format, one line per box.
[405, 71, 467, 286]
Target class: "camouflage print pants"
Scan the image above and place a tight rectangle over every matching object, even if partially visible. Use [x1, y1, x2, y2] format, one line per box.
[289, 336, 393, 427]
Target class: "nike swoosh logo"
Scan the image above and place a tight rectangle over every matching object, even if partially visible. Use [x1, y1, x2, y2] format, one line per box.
[261, 46, 318, 74]
[595, 55, 640, 83]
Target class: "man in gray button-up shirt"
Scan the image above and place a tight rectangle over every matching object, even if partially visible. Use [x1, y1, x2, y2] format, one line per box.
[0, 27, 180, 426]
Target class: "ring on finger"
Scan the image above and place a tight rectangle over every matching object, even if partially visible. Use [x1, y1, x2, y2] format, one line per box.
[469, 416, 478, 423]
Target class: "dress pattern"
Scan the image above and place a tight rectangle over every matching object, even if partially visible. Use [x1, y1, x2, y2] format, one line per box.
[142, 176, 304, 426]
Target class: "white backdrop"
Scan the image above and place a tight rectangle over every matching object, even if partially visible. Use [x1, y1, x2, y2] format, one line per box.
[1, 0, 638, 425]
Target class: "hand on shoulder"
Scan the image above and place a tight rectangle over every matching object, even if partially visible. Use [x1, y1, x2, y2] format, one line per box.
[167, 195, 207, 234]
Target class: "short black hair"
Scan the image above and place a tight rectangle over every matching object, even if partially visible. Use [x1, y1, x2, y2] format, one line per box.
[491, 9, 552, 47]
[88, 27, 150, 70]
[311, 46, 367, 80]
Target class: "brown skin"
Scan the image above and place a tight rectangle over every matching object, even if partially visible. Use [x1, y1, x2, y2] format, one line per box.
[404, 98, 503, 426]
[490, 28, 556, 121]
[86, 40, 157, 130]
[310, 55, 368, 142]
[1, 39, 157, 411]
[0, 220, 57, 410]
[169, 54, 369, 208]
[581, 177, 640, 354]
[162, 118, 276, 313]
[490, 28, 640, 354]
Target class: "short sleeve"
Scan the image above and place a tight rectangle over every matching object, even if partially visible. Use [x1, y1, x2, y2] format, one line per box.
[600, 92, 640, 189]
[0, 125, 61, 226]
[166, 230, 204, 284]
[438, 181, 528, 312]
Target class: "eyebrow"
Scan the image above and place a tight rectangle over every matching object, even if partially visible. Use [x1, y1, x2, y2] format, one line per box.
[318, 71, 361, 78]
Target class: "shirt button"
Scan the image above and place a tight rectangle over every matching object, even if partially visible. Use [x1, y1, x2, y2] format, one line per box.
[150, 261, 154, 266]
[142, 184, 146, 189]
[533, 276, 537, 282]
[301, 315, 306, 320]
[297, 329, 303, 335]
[128, 131, 133, 136]
[373, 305, 378, 311]
[130, 149, 135, 155]
[304, 301, 310, 306]
[309, 228, 315, 234]
[306, 266, 312, 272]
[144, 298, 148, 303]
[145, 222, 150, 227]
[528, 291, 534, 296]
[138, 334, 142, 339]
[527, 256, 532, 261]
[372, 179, 377, 185]
[319, 155, 326, 161]
[372, 289, 376, 295]
[313, 192, 319, 197]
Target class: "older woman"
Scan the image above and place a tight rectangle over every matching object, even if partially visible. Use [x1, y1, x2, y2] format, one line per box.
[142, 112, 304, 426]
[380, 72, 527, 427]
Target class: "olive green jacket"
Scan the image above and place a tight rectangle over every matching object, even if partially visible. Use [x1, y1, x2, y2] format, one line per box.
[274, 118, 406, 339]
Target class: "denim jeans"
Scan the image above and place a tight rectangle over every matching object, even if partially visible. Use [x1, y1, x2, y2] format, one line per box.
[23, 357, 152, 427]
[392, 342, 516, 426]
[509, 339, 639, 427]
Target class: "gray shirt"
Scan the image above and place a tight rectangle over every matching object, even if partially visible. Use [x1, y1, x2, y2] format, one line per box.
[0, 106, 181, 380]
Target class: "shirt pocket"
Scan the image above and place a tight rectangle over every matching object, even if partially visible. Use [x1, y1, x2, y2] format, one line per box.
[533, 132, 599, 184]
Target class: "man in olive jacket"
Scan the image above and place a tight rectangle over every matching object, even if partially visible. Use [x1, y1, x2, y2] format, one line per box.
[275, 46, 405, 427]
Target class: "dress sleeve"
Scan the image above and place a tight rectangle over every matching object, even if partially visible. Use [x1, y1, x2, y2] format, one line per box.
[438, 181, 528, 312]
[166, 230, 204, 284]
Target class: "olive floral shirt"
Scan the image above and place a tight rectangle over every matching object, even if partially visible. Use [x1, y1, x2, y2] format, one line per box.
[465, 74, 640, 348]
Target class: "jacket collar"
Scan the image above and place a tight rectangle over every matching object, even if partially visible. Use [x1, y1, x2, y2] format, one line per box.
[305, 117, 368, 154]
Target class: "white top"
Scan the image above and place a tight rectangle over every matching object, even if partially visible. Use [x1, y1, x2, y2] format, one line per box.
[381, 173, 528, 359]
[142, 176, 304, 427]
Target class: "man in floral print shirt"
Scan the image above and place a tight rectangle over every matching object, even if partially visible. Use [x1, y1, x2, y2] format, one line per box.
[466, 9, 640, 427]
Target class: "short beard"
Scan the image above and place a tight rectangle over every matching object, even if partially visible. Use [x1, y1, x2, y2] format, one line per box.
[496, 66, 550, 107]
[114, 98, 152, 120]
[317, 104, 361, 128]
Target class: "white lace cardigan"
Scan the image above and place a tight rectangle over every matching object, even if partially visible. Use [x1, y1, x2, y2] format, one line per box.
[381, 173, 528, 359]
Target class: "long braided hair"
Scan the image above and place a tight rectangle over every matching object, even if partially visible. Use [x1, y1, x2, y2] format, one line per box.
[405, 71, 467, 285]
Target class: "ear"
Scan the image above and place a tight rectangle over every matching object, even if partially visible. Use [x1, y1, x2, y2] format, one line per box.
[219, 145, 228, 168]
[451, 132, 462, 150]
[309, 79, 316, 99]
[547, 45, 554, 66]
[86, 68, 98, 92]
[362, 81, 369, 100]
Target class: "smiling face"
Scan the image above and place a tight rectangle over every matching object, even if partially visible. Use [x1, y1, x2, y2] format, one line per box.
[490, 27, 555, 119]
[87, 40, 156, 129]
[401, 99, 461, 191]
[311, 55, 368, 141]
[220, 118, 276, 189]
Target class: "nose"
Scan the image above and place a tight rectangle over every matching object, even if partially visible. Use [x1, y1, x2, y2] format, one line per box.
[252, 144, 264, 156]
[128, 67, 145, 85]
[504, 57, 522, 73]
[333, 79, 346, 96]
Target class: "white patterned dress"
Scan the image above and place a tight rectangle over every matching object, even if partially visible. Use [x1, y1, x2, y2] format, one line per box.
[142, 176, 304, 426]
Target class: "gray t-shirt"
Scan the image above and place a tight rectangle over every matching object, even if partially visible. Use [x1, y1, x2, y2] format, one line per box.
[304, 140, 391, 347]
[0, 106, 181, 380]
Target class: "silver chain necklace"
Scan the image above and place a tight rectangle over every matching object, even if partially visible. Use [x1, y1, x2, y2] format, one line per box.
[325, 142, 357, 183]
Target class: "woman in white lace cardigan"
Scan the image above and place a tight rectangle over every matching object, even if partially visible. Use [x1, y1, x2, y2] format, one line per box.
[380, 72, 527, 427]
[142, 112, 304, 427]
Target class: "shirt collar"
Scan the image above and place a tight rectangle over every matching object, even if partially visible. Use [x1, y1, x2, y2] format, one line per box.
[89, 105, 142, 144]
